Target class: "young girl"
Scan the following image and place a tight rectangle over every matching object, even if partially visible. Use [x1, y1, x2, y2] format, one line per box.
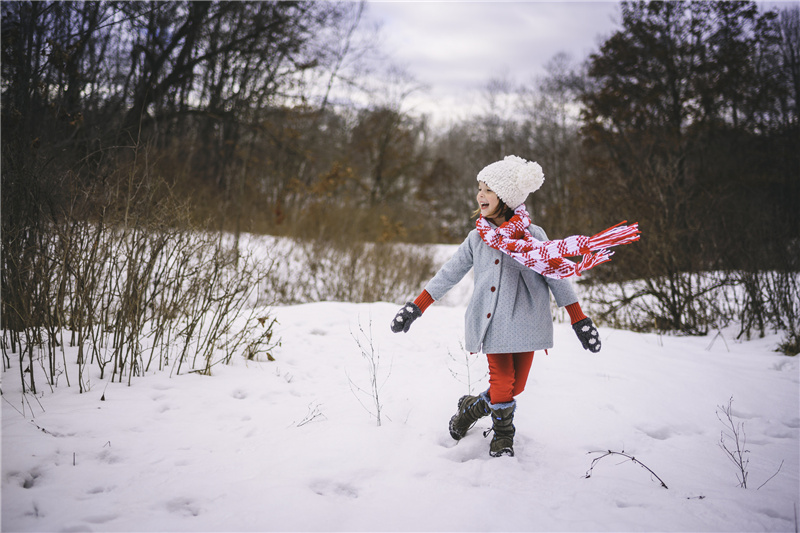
[390, 155, 639, 457]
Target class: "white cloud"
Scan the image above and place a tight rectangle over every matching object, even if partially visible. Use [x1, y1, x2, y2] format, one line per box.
[363, 1, 621, 124]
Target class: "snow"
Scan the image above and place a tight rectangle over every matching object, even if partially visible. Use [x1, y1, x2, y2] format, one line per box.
[3, 291, 799, 531]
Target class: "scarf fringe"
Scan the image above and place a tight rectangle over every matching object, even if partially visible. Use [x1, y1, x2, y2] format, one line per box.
[588, 221, 641, 251]
[476, 206, 640, 279]
[576, 250, 612, 275]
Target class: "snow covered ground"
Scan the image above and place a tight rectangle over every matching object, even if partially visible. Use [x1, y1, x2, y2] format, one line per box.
[3, 296, 798, 532]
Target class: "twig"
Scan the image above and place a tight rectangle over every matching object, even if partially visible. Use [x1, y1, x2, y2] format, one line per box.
[3, 391, 45, 419]
[348, 315, 391, 426]
[2, 394, 25, 417]
[717, 396, 749, 488]
[756, 459, 784, 491]
[2, 400, 61, 436]
[345, 368, 378, 419]
[447, 342, 487, 395]
[584, 449, 668, 489]
[706, 329, 730, 352]
[295, 401, 327, 427]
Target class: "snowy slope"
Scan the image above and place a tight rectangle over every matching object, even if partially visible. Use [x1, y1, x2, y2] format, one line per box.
[2, 299, 798, 532]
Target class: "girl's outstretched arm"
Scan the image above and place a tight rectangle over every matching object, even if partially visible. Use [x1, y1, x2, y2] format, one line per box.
[390, 234, 474, 334]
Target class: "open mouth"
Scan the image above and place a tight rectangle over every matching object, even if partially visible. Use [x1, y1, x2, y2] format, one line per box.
[480, 202, 490, 209]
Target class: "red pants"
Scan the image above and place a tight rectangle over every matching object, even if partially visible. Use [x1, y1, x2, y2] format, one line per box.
[487, 352, 535, 404]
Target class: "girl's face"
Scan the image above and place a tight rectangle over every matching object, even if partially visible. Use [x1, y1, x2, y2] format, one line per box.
[477, 181, 501, 219]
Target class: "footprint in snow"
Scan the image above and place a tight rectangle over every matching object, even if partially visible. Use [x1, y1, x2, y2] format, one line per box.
[232, 389, 248, 400]
[86, 485, 115, 495]
[639, 426, 674, 441]
[61, 526, 94, 533]
[165, 497, 201, 517]
[9, 470, 42, 489]
[436, 433, 458, 449]
[615, 500, 645, 509]
[765, 427, 795, 439]
[83, 513, 119, 525]
[310, 480, 359, 499]
[759, 507, 794, 524]
[96, 449, 123, 465]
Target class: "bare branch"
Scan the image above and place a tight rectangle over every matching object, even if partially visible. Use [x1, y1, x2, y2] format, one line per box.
[584, 449, 668, 489]
[717, 397, 749, 488]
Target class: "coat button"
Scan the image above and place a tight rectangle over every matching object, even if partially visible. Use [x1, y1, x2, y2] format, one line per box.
[491, 286, 496, 292]
[494, 259, 499, 264]
[487, 313, 491, 318]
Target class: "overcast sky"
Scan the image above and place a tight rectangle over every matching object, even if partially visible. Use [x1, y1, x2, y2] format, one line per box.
[361, 1, 623, 125]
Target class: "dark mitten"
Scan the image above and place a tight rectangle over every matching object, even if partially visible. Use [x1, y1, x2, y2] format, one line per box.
[572, 317, 601, 353]
[390, 302, 422, 333]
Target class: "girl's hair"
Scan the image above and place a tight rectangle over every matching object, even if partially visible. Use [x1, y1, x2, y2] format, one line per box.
[472, 199, 515, 222]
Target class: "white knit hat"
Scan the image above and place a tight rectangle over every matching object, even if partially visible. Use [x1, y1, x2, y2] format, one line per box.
[476, 155, 545, 209]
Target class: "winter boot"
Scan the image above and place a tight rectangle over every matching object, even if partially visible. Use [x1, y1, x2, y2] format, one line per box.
[486, 399, 516, 457]
[448, 391, 490, 440]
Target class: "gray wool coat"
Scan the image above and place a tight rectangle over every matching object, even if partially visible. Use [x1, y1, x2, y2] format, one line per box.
[425, 223, 579, 354]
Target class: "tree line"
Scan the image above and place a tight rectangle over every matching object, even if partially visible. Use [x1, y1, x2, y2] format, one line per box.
[2, 1, 798, 349]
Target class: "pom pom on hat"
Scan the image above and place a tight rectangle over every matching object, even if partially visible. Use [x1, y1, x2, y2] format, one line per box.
[476, 155, 545, 209]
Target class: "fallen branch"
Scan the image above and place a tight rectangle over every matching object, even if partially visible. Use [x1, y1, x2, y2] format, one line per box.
[584, 449, 668, 489]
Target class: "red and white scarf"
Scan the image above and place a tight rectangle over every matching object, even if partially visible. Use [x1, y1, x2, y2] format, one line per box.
[476, 205, 640, 279]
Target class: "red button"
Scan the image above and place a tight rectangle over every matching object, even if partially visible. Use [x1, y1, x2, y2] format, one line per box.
[494, 259, 499, 264]
[487, 313, 491, 318]
[491, 287, 496, 292]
